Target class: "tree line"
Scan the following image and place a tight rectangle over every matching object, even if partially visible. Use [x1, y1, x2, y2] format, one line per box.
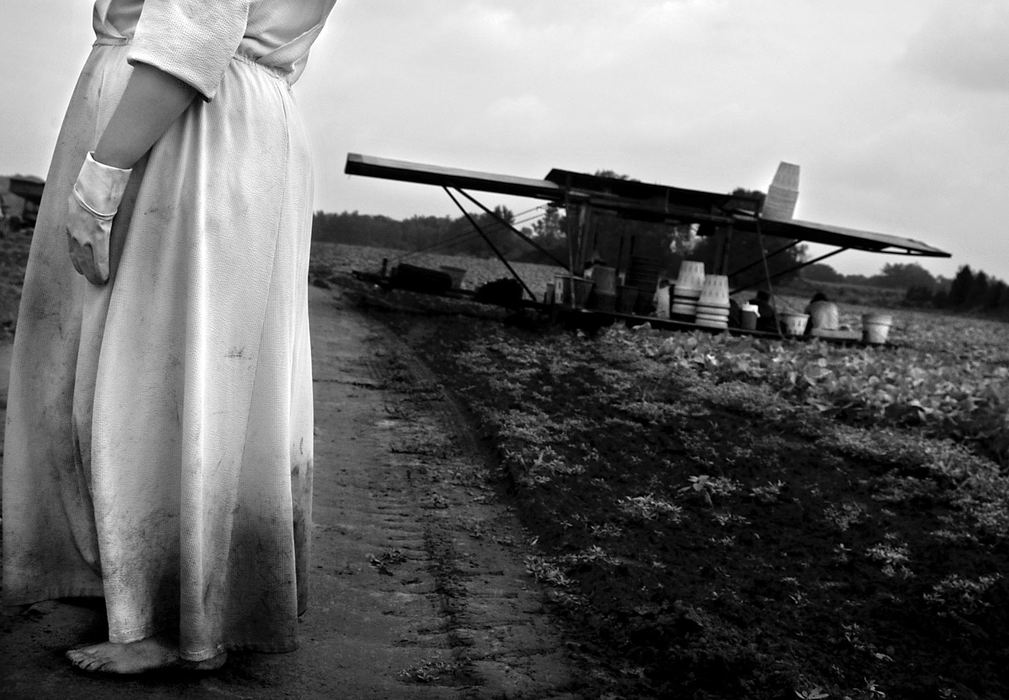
[803, 261, 946, 290]
[913, 265, 1009, 315]
[312, 208, 550, 261]
[805, 261, 1009, 318]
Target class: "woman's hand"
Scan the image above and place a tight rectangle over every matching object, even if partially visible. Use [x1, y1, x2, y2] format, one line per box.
[66, 153, 132, 285]
[67, 196, 113, 285]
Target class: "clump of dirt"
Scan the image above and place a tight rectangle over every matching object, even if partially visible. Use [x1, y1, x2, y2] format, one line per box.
[363, 285, 1009, 700]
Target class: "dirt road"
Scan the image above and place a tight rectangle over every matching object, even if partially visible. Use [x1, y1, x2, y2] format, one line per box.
[1, 286, 578, 699]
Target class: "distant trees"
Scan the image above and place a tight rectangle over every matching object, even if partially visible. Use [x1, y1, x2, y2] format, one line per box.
[804, 263, 846, 284]
[442, 205, 525, 259]
[940, 266, 1009, 314]
[877, 263, 939, 290]
[892, 263, 1009, 317]
[530, 204, 564, 248]
[803, 261, 944, 295]
[799, 260, 1009, 319]
[966, 270, 990, 308]
[947, 266, 974, 307]
[937, 265, 1009, 315]
[511, 204, 568, 264]
[314, 206, 565, 264]
[312, 211, 451, 250]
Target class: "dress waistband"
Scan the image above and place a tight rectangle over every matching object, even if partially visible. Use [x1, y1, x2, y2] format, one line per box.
[91, 37, 290, 83]
[233, 52, 289, 82]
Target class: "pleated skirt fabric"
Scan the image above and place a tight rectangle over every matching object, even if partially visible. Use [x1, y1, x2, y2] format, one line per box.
[2, 42, 314, 661]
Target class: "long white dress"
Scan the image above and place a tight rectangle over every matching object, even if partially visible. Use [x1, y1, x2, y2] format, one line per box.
[2, 0, 336, 661]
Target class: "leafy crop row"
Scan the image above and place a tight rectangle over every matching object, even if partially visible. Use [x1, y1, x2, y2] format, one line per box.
[629, 316, 1009, 468]
[422, 312, 1009, 698]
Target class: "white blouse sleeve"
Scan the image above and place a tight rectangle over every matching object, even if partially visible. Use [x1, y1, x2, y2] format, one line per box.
[128, 0, 251, 100]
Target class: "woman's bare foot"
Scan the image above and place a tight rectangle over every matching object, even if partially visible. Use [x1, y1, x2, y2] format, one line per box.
[66, 635, 227, 674]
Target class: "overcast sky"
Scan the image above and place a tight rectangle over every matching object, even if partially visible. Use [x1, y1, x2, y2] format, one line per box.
[3, 1, 1007, 281]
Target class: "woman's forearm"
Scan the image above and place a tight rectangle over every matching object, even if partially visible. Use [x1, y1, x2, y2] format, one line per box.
[93, 62, 199, 169]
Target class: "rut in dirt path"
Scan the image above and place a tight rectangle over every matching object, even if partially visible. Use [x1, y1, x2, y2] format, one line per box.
[310, 286, 578, 699]
[1, 286, 577, 700]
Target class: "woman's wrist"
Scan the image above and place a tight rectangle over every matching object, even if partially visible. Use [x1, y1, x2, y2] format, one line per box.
[73, 152, 133, 217]
[92, 142, 140, 171]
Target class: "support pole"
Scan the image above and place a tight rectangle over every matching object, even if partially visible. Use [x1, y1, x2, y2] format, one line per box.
[455, 189, 569, 269]
[754, 218, 784, 339]
[443, 187, 537, 302]
[730, 246, 850, 295]
[718, 225, 734, 275]
[565, 191, 578, 277]
[728, 239, 801, 280]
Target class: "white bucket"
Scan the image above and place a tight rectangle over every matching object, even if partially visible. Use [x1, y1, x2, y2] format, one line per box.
[862, 313, 893, 344]
[695, 317, 729, 329]
[670, 286, 701, 316]
[694, 302, 729, 326]
[780, 312, 809, 336]
[675, 260, 705, 290]
[698, 274, 730, 306]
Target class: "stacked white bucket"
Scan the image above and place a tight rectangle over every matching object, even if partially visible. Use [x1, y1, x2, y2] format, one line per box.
[694, 274, 731, 329]
[670, 261, 705, 318]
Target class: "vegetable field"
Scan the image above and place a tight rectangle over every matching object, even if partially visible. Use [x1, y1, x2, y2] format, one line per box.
[323, 243, 1009, 699]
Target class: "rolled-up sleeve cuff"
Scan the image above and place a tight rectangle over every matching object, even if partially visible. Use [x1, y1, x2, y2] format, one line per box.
[128, 0, 250, 101]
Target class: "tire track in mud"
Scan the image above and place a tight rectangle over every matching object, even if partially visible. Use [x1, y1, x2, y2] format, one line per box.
[306, 285, 579, 699]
